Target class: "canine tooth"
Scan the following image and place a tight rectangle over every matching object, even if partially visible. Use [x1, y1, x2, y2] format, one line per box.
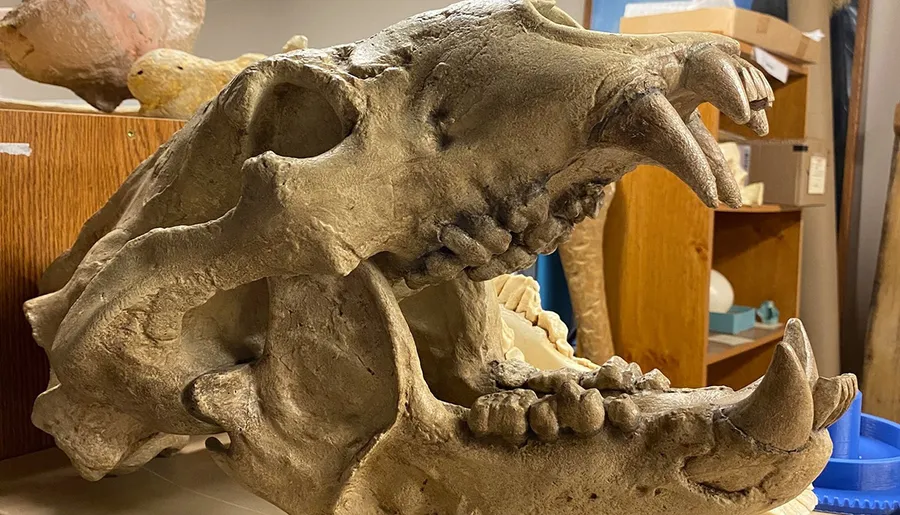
[683, 49, 751, 124]
[424, 252, 465, 279]
[527, 368, 583, 394]
[441, 225, 492, 265]
[468, 390, 538, 444]
[469, 215, 512, 255]
[606, 395, 642, 433]
[492, 359, 539, 389]
[528, 397, 560, 441]
[634, 369, 671, 391]
[599, 91, 718, 207]
[725, 343, 814, 451]
[782, 318, 818, 387]
[685, 112, 742, 209]
[556, 382, 605, 435]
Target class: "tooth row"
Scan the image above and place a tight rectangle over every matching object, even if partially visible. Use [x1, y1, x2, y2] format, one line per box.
[467, 381, 645, 444]
[580, 356, 671, 393]
[405, 181, 608, 288]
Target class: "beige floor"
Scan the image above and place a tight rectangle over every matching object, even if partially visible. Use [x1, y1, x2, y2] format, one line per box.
[0, 443, 284, 515]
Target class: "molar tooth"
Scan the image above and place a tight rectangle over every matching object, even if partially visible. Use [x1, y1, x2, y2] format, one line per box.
[526, 368, 583, 394]
[555, 381, 605, 435]
[466, 246, 536, 282]
[581, 359, 632, 391]
[469, 215, 512, 255]
[748, 110, 769, 136]
[491, 359, 538, 389]
[528, 396, 560, 442]
[424, 251, 465, 280]
[467, 389, 538, 444]
[634, 369, 671, 391]
[606, 395, 642, 433]
[441, 225, 492, 265]
[523, 216, 567, 253]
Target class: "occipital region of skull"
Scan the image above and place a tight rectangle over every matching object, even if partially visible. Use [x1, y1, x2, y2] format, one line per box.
[25, 1, 853, 514]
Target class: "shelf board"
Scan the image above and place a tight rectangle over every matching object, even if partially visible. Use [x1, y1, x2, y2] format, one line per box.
[715, 204, 801, 213]
[706, 325, 785, 365]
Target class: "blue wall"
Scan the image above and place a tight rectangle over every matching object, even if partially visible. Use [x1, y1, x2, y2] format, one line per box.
[590, 0, 753, 33]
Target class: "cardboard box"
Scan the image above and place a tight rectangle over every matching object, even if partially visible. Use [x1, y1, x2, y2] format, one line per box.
[619, 8, 820, 64]
[745, 139, 829, 207]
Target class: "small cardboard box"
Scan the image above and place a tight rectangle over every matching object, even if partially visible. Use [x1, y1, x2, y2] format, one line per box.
[745, 139, 829, 207]
[619, 8, 820, 64]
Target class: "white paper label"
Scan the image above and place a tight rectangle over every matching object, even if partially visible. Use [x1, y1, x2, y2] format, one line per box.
[808, 155, 827, 195]
[709, 333, 753, 346]
[752, 47, 790, 84]
[0, 143, 31, 156]
[802, 29, 826, 42]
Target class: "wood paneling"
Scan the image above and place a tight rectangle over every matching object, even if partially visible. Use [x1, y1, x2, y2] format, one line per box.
[0, 109, 182, 459]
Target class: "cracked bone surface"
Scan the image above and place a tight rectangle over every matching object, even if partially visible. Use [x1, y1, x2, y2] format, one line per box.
[25, 0, 855, 513]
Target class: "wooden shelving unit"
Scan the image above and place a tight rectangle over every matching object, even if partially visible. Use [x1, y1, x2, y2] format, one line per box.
[0, 109, 183, 460]
[605, 28, 809, 389]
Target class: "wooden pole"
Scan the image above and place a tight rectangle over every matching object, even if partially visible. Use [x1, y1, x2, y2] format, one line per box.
[837, 0, 871, 364]
[862, 104, 900, 421]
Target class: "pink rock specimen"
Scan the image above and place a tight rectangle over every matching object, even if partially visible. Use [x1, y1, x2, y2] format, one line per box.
[0, 0, 206, 112]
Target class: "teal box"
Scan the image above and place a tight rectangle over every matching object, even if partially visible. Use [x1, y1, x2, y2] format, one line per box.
[709, 306, 756, 335]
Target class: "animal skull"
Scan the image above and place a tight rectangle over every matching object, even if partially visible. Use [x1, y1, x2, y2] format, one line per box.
[25, 1, 855, 514]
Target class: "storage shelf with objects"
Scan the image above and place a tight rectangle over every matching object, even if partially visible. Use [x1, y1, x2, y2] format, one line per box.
[604, 8, 816, 390]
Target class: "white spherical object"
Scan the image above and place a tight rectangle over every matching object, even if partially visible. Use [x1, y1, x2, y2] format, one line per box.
[709, 269, 735, 314]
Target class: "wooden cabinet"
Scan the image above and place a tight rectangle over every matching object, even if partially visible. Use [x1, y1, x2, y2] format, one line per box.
[0, 109, 182, 459]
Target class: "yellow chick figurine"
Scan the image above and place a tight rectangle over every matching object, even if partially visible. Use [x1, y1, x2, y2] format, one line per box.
[128, 49, 265, 119]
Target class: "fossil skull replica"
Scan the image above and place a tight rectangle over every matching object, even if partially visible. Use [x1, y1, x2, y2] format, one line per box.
[25, 1, 857, 513]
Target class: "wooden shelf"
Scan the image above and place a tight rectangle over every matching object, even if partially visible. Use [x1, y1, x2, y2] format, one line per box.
[707, 325, 785, 365]
[715, 204, 801, 214]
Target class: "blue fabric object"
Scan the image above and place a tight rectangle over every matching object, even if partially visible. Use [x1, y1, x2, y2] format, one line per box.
[814, 392, 900, 514]
[535, 252, 575, 337]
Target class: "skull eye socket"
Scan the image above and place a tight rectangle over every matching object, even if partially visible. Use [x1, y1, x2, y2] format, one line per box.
[247, 81, 350, 159]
